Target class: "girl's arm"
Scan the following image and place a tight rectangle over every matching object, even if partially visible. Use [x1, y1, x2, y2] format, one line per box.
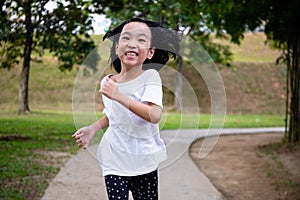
[100, 78, 162, 124]
[117, 96, 162, 124]
[89, 114, 109, 133]
[72, 115, 109, 148]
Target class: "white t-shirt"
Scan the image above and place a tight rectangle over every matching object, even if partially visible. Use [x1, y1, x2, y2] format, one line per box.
[97, 69, 167, 176]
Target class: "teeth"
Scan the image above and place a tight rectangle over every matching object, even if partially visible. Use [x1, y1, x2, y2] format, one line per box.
[126, 52, 137, 56]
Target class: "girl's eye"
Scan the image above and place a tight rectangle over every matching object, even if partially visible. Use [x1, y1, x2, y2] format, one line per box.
[138, 38, 146, 42]
[122, 36, 130, 40]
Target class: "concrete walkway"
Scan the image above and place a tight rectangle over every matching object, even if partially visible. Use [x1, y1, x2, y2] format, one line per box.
[42, 128, 284, 200]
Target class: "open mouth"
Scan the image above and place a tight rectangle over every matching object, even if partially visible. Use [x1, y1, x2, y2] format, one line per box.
[125, 51, 139, 57]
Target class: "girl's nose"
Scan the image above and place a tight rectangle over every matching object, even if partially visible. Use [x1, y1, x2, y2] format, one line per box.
[127, 40, 137, 49]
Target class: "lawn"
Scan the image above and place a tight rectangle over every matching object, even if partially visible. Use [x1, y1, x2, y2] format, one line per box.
[0, 110, 285, 199]
[0, 111, 77, 200]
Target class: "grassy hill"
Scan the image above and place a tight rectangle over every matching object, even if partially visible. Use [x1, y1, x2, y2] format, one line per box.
[0, 32, 285, 114]
[212, 32, 281, 62]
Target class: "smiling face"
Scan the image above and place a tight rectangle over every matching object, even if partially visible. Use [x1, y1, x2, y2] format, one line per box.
[115, 22, 155, 70]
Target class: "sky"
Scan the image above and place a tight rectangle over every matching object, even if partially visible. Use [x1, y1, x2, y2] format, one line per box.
[91, 14, 111, 34]
[44, 1, 111, 35]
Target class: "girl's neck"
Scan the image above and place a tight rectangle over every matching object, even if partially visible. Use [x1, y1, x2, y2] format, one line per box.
[115, 66, 144, 83]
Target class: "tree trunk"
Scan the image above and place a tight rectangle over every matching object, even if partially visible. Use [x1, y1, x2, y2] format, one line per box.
[19, 58, 31, 113]
[287, 38, 300, 143]
[174, 55, 183, 111]
[284, 47, 290, 139]
[18, 2, 32, 113]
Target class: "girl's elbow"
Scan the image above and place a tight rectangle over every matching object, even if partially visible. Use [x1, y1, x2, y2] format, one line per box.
[149, 107, 162, 124]
[151, 115, 161, 124]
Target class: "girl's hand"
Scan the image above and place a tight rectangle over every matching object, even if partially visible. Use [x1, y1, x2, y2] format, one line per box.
[72, 126, 95, 149]
[100, 77, 121, 100]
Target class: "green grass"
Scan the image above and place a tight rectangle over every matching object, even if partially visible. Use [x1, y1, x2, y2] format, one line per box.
[0, 57, 77, 112]
[0, 111, 78, 200]
[212, 32, 281, 62]
[0, 111, 284, 199]
[161, 113, 284, 129]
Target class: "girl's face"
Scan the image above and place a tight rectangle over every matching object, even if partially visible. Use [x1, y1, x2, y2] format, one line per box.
[115, 22, 155, 70]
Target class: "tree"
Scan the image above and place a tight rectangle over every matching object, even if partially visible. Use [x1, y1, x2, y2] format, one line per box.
[200, 0, 300, 143]
[96, 0, 232, 110]
[99, 0, 300, 142]
[0, 0, 98, 113]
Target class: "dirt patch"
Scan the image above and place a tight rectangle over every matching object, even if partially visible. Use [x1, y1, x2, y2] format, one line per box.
[190, 133, 300, 200]
[0, 134, 31, 141]
[33, 150, 72, 168]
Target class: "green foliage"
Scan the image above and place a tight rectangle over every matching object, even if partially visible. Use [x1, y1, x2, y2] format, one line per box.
[201, 0, 300, 47]
[0, 0, 99, 70]
[99, 0, 233, 65]
[200, 0, 300, 143]
[1, 0, 103, 112]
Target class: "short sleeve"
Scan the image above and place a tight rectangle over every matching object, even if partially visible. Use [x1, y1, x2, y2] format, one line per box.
[141, 70, 163, 108]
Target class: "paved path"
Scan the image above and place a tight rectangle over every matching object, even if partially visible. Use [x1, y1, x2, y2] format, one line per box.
[42, 128, 284, 200]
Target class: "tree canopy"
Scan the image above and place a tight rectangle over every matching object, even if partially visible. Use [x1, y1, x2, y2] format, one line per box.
[98, 0, 232, 64]
[200, 0, 300, 143]
[0, 0, 99, 112]
[97, 0, 300, 143]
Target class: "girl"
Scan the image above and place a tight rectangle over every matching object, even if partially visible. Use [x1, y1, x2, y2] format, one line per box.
[72, 18, 179, 200]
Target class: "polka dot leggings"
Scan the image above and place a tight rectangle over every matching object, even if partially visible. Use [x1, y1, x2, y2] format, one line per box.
[104, 170, 158, 200]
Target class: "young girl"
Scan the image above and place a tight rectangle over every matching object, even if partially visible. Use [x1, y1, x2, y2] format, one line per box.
[72, 18, 178, 200]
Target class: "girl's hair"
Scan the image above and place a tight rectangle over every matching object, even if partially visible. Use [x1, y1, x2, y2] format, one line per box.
[103, 18, 180, 73]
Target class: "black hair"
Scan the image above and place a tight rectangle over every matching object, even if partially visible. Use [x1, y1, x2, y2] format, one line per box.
[103, 18, 180, 73]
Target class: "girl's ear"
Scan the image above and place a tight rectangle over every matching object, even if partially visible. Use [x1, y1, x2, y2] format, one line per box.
[147, 47, 156, 59]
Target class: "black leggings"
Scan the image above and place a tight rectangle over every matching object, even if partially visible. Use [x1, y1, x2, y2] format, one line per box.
[104, 170, 158, 200]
